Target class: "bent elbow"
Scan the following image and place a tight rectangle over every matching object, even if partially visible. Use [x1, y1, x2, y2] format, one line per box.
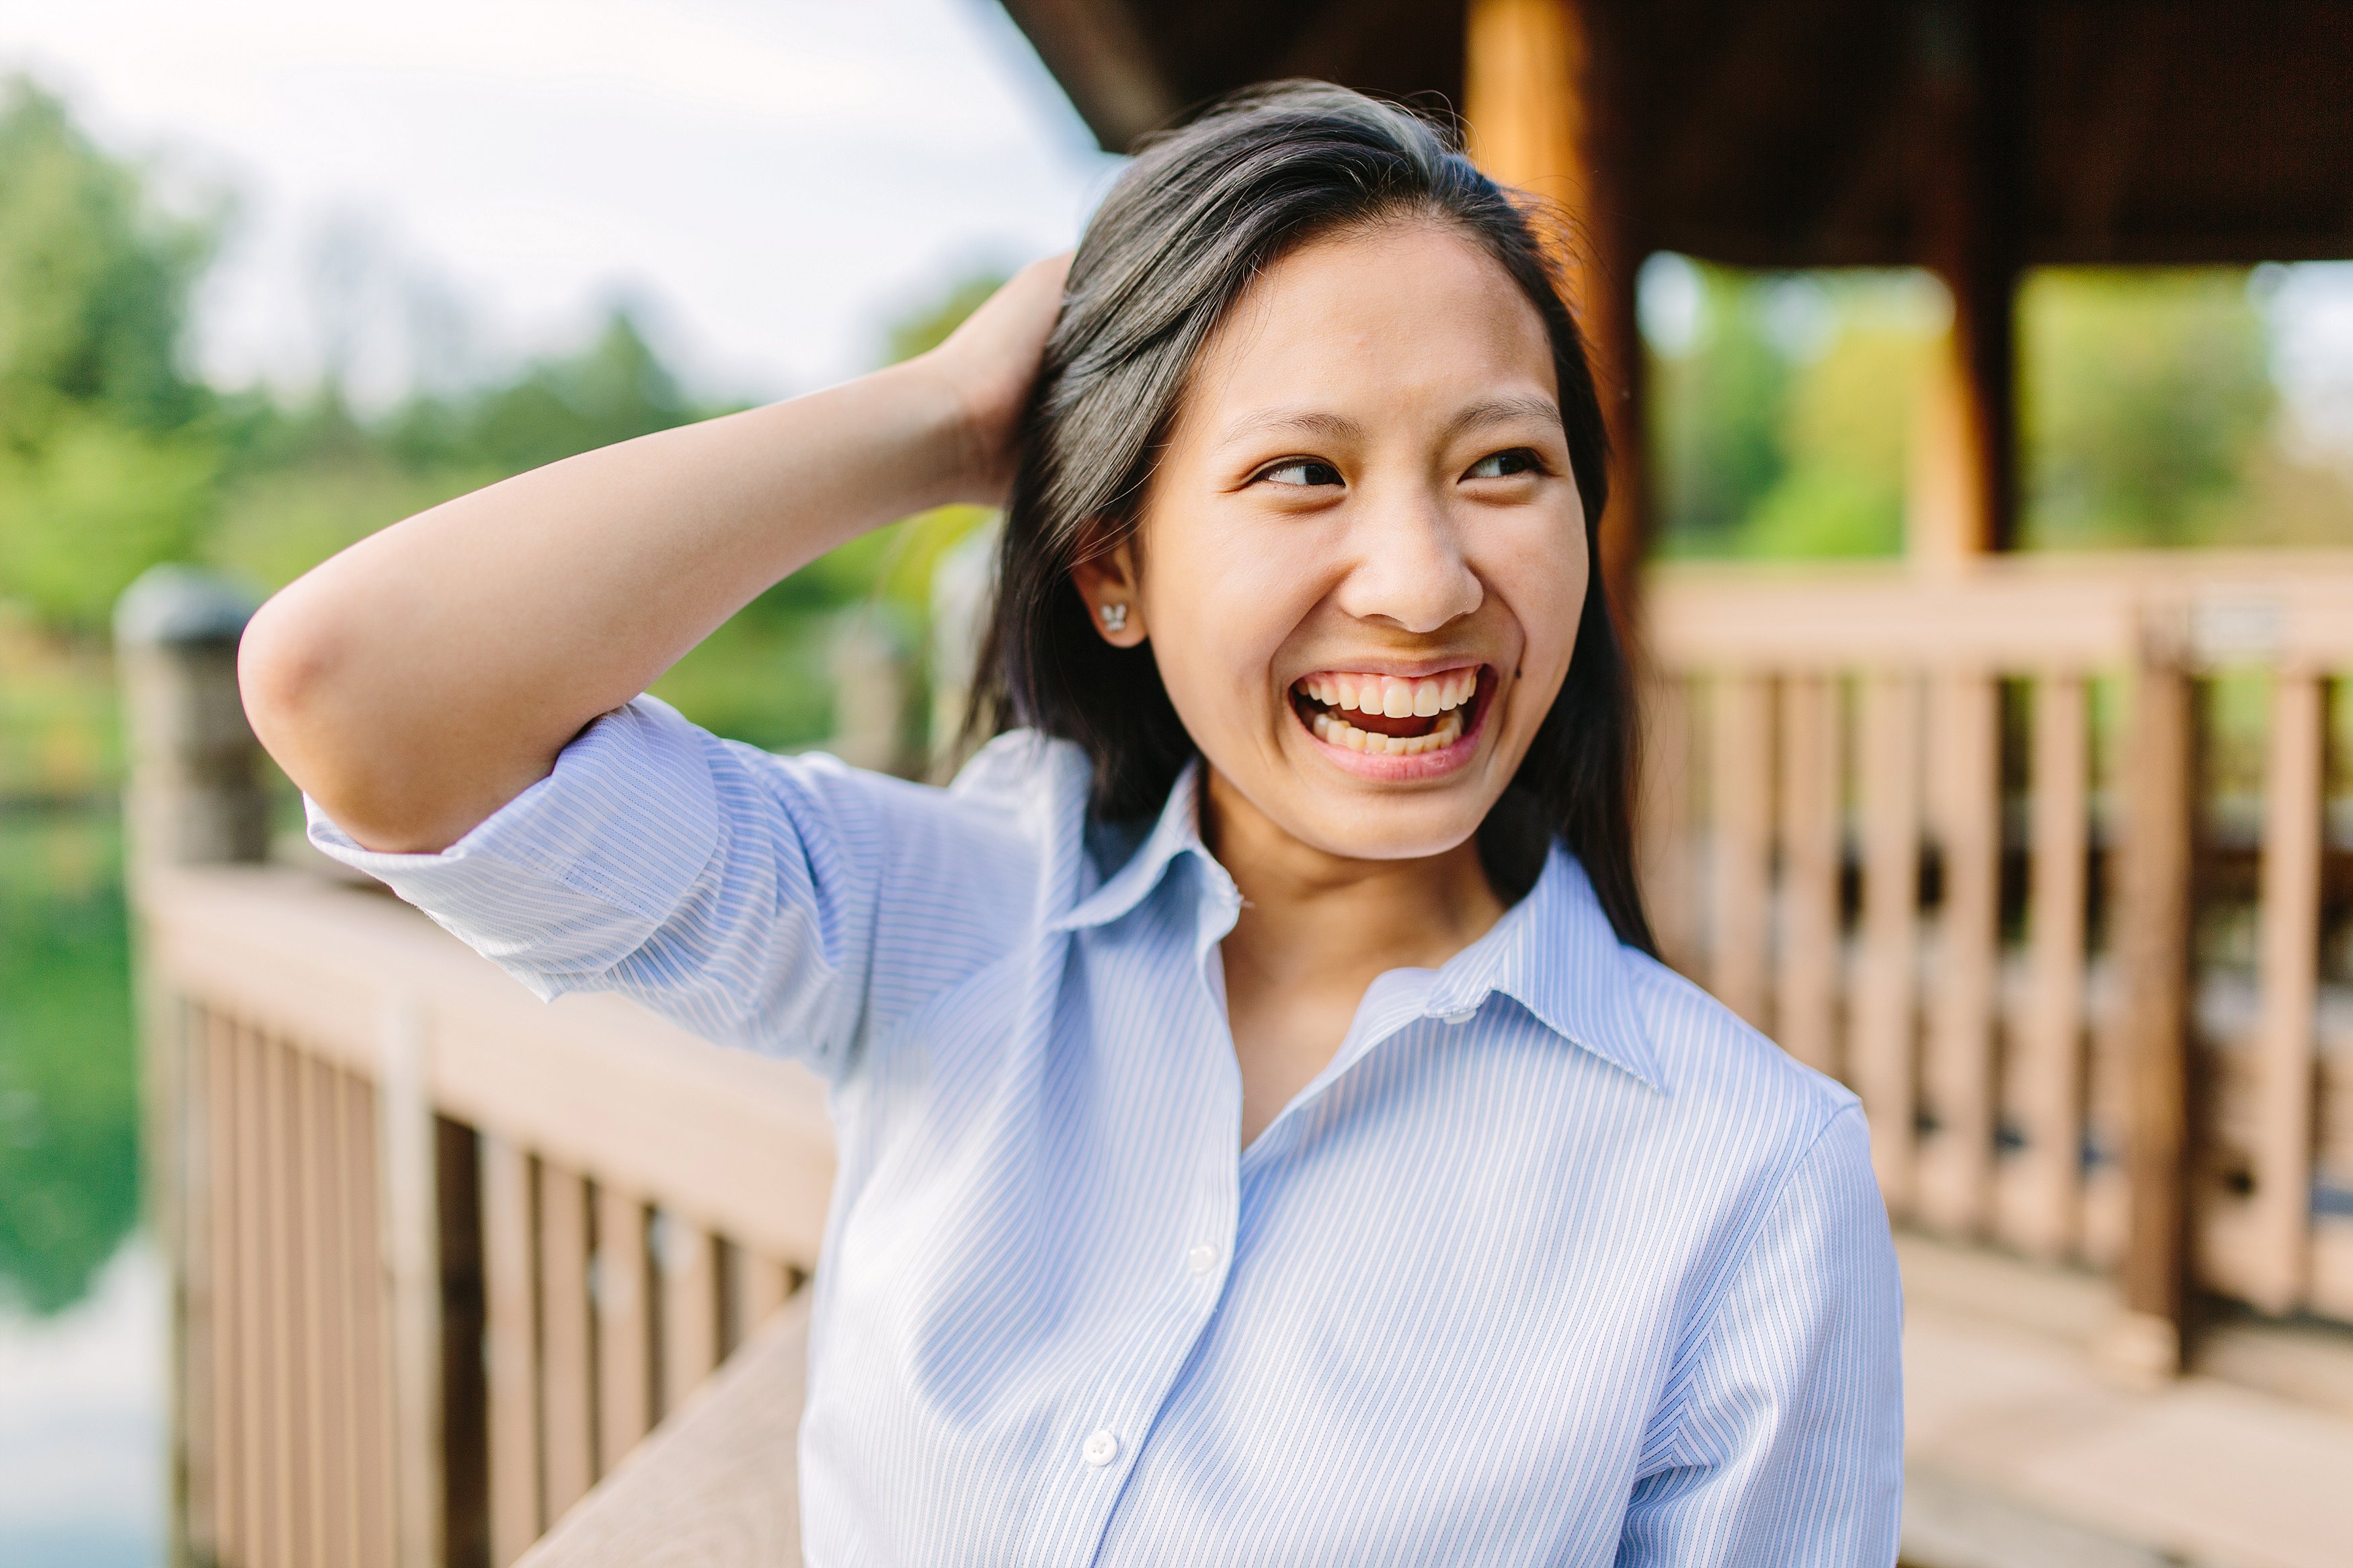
[237, 587, 345, 771]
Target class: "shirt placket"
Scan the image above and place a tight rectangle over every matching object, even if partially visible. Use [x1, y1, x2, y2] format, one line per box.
[1012, 860, 1246, 1565]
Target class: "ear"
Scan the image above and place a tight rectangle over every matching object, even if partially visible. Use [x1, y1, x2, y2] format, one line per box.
[1070, 538, 1148, 648]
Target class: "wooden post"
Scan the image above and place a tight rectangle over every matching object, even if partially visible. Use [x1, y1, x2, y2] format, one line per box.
[1708, 673, 1774, 1029]
[380, 996, 447, 1567]
[2247, 669, 2323, 1314]
[2104, 641, 2196, 1383]
[1854, 672, 1924, 1212]
[824, 609, 913, 776]
[1464, 0, 1645, 616]
[2008, 672, 2090, 1261]
[482, 1137, 543, 1567]
[1776, 675, 1843, 1077]
[538, 1164, 596, 1522]
[659, 1214, 722, 1417]
[1919, 671, 2002, 1235]
[1910, 0, 2022, 569]
[596, 1187, 655, 1476]
[115, 566, 268, 1568]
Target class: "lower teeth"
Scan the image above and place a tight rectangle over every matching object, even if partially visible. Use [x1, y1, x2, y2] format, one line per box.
[1310, 709, 1464, 755]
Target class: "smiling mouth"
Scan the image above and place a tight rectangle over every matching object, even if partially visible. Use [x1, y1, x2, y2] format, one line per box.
[1289, 666, 1488, 757]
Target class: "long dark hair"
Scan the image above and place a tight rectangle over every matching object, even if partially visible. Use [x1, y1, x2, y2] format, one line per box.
[969, 81, 1654, 954]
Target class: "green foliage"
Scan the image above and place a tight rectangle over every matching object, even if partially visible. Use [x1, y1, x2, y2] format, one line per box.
[2020, 269, 2275, 548]
[1737, 307, 1924, 559]
[1648, 265, 1790, 554]
[384, 309, 703, 477]
[0, 76, 223, 627]
[1648, 262, 1929, 560]
[0, 807, 137, 1317]
[884, 272, 1005, 365]
[0, 77, 212, 439]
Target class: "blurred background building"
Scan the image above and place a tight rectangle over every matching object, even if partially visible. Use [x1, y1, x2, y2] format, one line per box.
[2, 2, 2350, 1567]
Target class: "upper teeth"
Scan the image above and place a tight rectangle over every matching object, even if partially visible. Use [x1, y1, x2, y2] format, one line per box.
[1295, 669, 1478, 716]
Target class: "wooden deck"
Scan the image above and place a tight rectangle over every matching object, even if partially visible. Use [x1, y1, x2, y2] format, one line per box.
[1901, 1232, 2353, 1568]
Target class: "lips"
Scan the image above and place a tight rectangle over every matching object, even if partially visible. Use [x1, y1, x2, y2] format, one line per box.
[1290, 663, 1490, 758]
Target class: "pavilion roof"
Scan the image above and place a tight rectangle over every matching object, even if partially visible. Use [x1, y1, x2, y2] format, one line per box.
[1001, 0, 2353, 267]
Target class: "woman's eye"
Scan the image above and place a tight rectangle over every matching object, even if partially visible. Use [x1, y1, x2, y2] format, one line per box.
[1258, 459, 1343, 488]
[1465, 448, 1542, 481]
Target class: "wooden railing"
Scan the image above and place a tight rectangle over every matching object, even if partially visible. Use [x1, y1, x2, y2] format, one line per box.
[117, 548, 2353, 1565]
[1638, 550, 2353, 1370]
[141, 866, 833, 1568]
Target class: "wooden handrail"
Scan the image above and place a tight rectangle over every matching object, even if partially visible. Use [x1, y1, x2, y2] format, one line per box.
[1647, 550, 2353, 671]
[143, 867, 834, 1260]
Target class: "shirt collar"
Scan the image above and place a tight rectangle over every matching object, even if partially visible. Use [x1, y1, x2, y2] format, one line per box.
[1421, 845, 1665, 1092]
[1049, 757, 1225, 932]
[1049, 764, 1664, 1093]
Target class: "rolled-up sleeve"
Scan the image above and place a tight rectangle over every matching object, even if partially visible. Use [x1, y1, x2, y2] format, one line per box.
[308, 695, 967, 1075]
[1616, 1106, 1905, 1566]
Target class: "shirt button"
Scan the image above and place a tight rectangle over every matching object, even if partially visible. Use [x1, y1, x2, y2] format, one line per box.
[1187, 1243, 1219, 1276]
[1441, 1007, 1480, 1026]
[1082, 1430, 1119, 1467]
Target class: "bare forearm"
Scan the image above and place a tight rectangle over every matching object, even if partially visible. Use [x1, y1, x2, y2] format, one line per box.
[241, 358, 975, 852]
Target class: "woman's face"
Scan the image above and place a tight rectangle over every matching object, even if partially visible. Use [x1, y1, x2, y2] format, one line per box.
[1073, 218, 1589, 863]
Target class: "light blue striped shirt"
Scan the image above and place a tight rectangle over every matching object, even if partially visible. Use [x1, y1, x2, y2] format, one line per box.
[311, 696, 1902, 1566]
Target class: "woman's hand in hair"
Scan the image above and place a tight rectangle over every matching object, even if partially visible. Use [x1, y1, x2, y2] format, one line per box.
[921, 251, 1071, 504]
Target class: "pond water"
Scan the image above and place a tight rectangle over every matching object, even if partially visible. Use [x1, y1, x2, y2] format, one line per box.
[0, 805, 163, 1566]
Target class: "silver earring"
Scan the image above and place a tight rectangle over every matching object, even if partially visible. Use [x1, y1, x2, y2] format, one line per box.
[1098, 603, 1128, 633]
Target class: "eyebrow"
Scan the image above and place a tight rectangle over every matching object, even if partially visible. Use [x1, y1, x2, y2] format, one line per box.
[1214, 395, 1562, 452]
[1441, 395, 1564, 438]
[1215, 407, 1365, 448]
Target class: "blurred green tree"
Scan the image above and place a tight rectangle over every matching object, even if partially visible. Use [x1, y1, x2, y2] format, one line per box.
[2019, 269, 2275, 548]
[0, 76, 221, 627]
[1648, 263, 1790, 556]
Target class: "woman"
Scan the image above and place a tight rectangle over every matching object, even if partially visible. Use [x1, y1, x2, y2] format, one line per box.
[243, 83, 1901, 1565]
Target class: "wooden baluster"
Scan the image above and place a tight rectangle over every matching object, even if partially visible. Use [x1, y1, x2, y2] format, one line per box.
[2105, 649, 2196, 1383]
[1639, 673, 1700, 974]
[270, 1034, 313, 1568]
[178, 1007, 217, 1565]
[237, 1024, 278, 1568]
[1854, 672, 1924, 1212]
[596, 1186, 654, 1476]
[1776, 673, 1843, 1076]
[660, 1214, 722, 1415]
[2005, 673, 2090, 1260]
[1920, 671, 2002, 1235]
[539, 1163, 597, 1523]
[345, 1071, 395, 1568]
[378, 999, 444, 1568]
[317, 1062, 365, 1568]
[1710, 673, 1776, 1028]
[2247, 669, 2324, 1315]
[207, 1012, 246, 1567]
[482, 1136, 543, 1565]
[293, 1050, 333, 1568]
[737, 1251, 797, 1339]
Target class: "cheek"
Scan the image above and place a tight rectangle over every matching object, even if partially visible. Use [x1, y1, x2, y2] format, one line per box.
[1142, 513, 1329, 704]
[1480, 517, 1588, 676]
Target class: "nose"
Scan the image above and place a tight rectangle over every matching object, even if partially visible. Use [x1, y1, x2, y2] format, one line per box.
[1330, 485, 1484, 634]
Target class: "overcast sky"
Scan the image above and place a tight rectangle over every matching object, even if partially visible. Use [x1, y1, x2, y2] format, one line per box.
[3, 1, 2349, 450]
[0, 0, 1123, 404]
